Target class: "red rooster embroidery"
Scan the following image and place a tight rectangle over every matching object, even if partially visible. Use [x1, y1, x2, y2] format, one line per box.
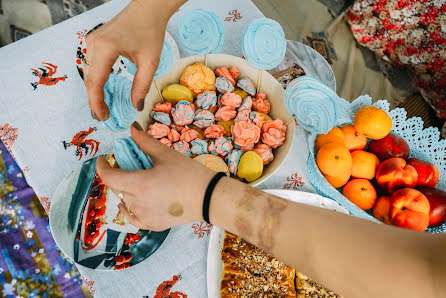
[154, 275, 187, 298]
[30, 62, 67, 90]
[62, 127, 100, 160]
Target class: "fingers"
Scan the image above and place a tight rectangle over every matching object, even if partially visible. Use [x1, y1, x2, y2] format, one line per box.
[118, 203, 144, 228]
[131, 59, 158, 111]
[130, 122, 168, 158]
[96, 156, 140, 191]
[84, 35, 117, 120]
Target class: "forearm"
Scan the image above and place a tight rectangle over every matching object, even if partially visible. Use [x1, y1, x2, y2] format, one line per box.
[135, 0, 186, 22]
[210, 177, 445, 297]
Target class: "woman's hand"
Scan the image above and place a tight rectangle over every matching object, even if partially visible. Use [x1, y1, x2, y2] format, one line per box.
[96, 122, 215, 231]
[84, 0, 185, 120]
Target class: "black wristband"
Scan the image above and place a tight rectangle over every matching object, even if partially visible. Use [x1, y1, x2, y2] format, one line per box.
[203, 172, 226, 224]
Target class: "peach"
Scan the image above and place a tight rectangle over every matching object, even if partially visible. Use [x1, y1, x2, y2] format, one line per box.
[376, 158, 418, 194]
[407, 158, 439, 189]
[389, 188, 430, 231]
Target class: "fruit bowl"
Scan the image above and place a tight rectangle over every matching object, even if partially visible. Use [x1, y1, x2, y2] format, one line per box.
[306, 95, 446, 233]
[137, 54, 295, 186]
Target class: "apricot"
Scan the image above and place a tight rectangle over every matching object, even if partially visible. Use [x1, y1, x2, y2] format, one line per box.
[340, 125, 367, 151]
[316, 143, 352, 177]
[353, 106, 392, 140]
[323, 172, 351, 189]
[373, 196, 391, 224]
[315, 127, 345, 151]
[342, 179, 377, 210]
[351, 150, 380, 180]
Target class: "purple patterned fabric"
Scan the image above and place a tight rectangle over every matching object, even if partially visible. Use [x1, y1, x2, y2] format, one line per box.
[0, 141, 91, 297]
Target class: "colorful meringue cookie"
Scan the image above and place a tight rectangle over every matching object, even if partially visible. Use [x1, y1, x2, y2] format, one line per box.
[173, 141, 191, 157]
[231, 121, 261, 151]
[220, 92, 242, 108]
[215, 76, 234, 94]
[191, 139, 209, 155]
[238, 96, 253, 111]
[193, 154, 229, 176]
[167, 128, 181, 142]
[261, 119, 287, 149]
[148, 123, 170, 139]
[159, 138, 172, 147]
[204, 124, 225, 138]
[217, 120, 234, 137]
[208, 136, 233, 157]
[162, 84, 194, 104]
[215, 106, 237, 121]
[172, 100, 195, 126]
[237, 151, 263, 182]
[152, 102, 173, 114]
[180, 126, 199, 142]
[150, 111, 171, 126]
[225, 149, 244, 175]
[215, 67, 235, 86]
[235, 110, 252, 122]
[253, 143, 274, 165]
[242, 18, 286, 70]
[179, 63, 216, 96]
[236, 77, 256, 96]
[177, 9, 224, 55]
[103, 74, 137, 132]
[196, 91, 217, 110]
[229, 67, 240, 80]
[193, 109, 215, 128]
[252, 92, 271, 114]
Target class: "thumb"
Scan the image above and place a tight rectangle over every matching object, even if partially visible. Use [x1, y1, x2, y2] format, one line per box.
[130, 121, 167, 160]
[131, 59, 158, 112]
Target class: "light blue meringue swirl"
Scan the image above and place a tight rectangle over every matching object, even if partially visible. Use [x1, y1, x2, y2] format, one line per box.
[103, 74, 137, 132]
[114, 138, 154, 171]
[284, 76, 339, 134]
[120, 38, 173, 79]
[177, 9, 224, 55]
[242, 18, 286, 70]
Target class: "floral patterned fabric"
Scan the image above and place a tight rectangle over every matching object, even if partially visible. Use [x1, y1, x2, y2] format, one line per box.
[347, 0, 446, 120]
[0, 141, 92, 297]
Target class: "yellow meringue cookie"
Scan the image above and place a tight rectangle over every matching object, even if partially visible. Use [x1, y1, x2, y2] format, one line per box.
[179, 62, 216, 97]
[237, 151, 263, 182]
[162, 84, 194, 104]
[233, 88, 248, 99]
[217, 120, 235, 137]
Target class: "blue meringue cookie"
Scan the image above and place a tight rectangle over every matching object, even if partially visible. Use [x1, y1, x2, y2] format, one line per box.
[242, 18, 286, 70]
[284, 76, 339, 134]
[102, 74, 137, 132]
[177, 9, 224, 55]
[191, 139, 209, 155]
[120, 38, 173, 79]
[113, 138, 154, 171]
[150, 111, 171, 126]
[215, 76, 234, 94]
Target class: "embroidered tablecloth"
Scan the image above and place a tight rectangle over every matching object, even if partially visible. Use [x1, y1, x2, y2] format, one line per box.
[0, 0, 328, 296]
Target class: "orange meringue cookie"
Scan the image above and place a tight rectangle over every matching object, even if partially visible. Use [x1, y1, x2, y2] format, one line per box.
[159, 138, 172, 147]
[220, 92, 242, 108]
[204, 124, 225, 138]
[152, 102, 173, 114]
[167, 128, 181, 142]
[180, 126, 199, 143]
[261, 119, 287, 134]
[179, 62, 216, 96]
[215, 67, 235, 86]
[215, 106, 237, 121]
[229, 67, 240, 80]
[253, 143, 274, 165]
[148, 123, 170, 139]
[231, 121, 261, 150]
[252, 92, 271, 114]
[261, 120, 287, 149]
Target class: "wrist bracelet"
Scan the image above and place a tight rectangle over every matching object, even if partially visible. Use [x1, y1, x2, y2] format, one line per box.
[203, 172, 226, 224]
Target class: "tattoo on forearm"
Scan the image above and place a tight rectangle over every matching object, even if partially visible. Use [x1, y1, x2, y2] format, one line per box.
[258, 198, 287, 250]
[168, 202, 184, 217]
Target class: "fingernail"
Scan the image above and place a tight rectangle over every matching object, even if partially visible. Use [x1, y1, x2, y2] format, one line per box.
[137, 99, 145, 112]
[132, 121, 143, 131]
[91, 110, 99, 121]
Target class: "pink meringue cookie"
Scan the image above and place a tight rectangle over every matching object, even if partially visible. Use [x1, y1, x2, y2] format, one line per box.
[167, 128, 181, 142]
[215, 106, 237, 121]
[238, 96, 253, 111]
[231, 121, 261, 151]
[220, 92, 242, 108]
[208, 136, 233, 157]
[172, 100, 195, 126]
[253, 143, 274, 165]
[172, 141, 191, 157]
[236, 77, 256, 96]
[148, 123, 170, 139]
[152, 102, 173, 114]
[204, 124, 225, 138]
[229, 67, 240, 80]
[159, 137, 172, 147]
[252, 92, 271, 114]
[180, 126, 199, 143]
[261, 119, 287, 149]
[215, 67, 236, 86]
[235, 110, 252, 122]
